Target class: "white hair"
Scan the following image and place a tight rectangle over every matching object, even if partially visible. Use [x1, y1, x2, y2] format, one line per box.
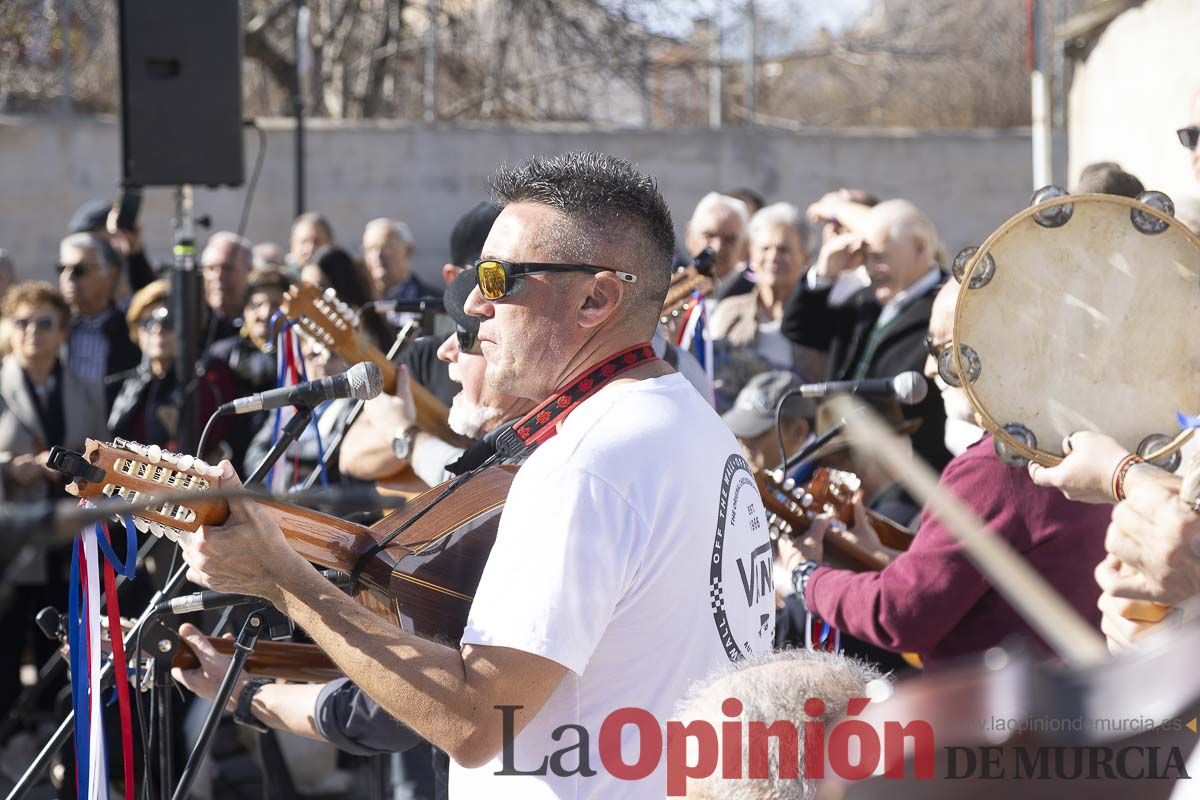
[366, 217, 415, 247]
[673, 649, 882, 800]
[748, 202, 812, 251]
[691, 192, 751, 230]
[203, 230, 254, 268]
[869, 199, 944, 267]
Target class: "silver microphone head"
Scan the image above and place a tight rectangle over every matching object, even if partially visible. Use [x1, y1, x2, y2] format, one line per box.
[891, 371, 928, 406]
[348, 362, 384, 401]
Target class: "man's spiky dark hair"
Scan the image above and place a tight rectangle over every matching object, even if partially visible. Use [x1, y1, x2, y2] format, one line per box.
[490, 152, 675, 267]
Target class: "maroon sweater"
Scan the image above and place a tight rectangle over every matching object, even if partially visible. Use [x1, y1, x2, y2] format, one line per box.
[805, 435, 1110, 667]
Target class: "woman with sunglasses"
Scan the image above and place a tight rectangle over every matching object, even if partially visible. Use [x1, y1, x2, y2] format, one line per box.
[108, 279, 236, 462]
[0, 281, 109, 719]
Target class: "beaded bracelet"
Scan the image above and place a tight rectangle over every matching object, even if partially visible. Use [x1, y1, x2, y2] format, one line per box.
[1111, 454, 1144, 502]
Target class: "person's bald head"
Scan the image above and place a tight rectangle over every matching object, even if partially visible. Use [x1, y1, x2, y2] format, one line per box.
[859, 199, 941, 305]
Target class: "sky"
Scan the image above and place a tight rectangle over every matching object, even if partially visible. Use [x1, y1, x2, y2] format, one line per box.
[616, 0, 876, 56]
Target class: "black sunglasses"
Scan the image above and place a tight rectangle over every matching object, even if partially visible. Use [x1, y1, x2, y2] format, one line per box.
[57, 262, 97, 279]
[1179, 126, 1200, 150]
[12, 316, 58, 333]
[455, 323, 480, 354]
[474, 258, 638, 301]
[923, 334, 951, 359]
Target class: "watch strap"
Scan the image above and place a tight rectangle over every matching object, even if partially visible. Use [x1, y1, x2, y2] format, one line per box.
[234, 678, 271, 734]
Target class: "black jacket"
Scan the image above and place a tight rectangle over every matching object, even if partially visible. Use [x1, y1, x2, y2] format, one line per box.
[781, 280, 950, 472]
[99, 309, 142, 412]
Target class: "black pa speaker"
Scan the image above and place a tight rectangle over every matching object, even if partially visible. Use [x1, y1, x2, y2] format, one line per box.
[117, 0, 244, 187]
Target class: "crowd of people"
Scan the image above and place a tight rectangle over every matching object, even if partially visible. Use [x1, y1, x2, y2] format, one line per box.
[0, 111, 1198, 799]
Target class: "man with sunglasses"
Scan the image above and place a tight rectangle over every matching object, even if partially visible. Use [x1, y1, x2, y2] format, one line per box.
[57, 232, 141, 412]
[177, 153, 775, 799]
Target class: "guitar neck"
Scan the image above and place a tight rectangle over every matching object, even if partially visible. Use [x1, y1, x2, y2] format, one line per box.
[174, 637, 341, 683]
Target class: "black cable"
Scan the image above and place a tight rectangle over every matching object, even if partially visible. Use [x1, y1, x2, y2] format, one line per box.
[196, 406, 228, 461]
[774, 388, 807, 482]
[237, 120, 267, 239]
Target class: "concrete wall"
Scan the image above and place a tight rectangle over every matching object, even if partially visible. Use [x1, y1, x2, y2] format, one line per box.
[0, 116, 1065, 285]
[1067, 0, 1200, 206]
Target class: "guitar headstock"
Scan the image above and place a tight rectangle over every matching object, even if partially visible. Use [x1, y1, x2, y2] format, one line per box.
[51, 439, 231, 542]
[282, 283, 367, 362]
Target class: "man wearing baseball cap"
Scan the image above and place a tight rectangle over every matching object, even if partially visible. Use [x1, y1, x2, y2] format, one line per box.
[723, 370, 817, 478]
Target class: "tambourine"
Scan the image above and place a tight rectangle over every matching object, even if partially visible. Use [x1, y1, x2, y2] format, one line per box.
[945, 187, 1200, 468]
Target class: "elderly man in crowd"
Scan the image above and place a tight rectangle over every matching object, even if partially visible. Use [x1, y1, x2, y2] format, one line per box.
[684, 191, 751, 299]
[781, 197, 950, 471]
[201, 231, 254, 327]
[289, 211, 335, 271]
[363, 217, 438, 303]
[57, 232, 141, 410]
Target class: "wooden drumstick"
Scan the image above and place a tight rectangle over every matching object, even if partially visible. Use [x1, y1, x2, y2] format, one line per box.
[828, 396, 1110, 668]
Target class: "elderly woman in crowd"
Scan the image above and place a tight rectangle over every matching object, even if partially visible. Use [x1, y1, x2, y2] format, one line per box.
[0, 281, 108, 719]
[108, 279, 235, 461]
[0, 281, 107, 501]
[710, 202, 827, 381]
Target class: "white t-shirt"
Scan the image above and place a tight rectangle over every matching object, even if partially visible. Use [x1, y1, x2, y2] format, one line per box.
[451, 372, 775, 799]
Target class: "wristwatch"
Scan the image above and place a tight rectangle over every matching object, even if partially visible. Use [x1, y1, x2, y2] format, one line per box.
[234, 678, 271, 734]
[391, 425, 421, 461]
[791, 560, 820, 613]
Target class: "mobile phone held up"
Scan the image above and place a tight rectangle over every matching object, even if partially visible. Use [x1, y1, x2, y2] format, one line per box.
[114, 187, 142, 232]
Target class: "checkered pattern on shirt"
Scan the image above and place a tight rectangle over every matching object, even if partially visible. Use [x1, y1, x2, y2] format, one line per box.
[68, 310, 113, 382]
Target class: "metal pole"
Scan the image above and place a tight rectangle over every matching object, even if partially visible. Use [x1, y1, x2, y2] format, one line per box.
[423, 0, 438, 123]
[708, 3, 722, 129]
[59, 0, 72, 113]
[744, 0, 755, 126]
[294, 0, 309, 218]
[171, 186, 200, 454]
[1027, 0, 1052, 189]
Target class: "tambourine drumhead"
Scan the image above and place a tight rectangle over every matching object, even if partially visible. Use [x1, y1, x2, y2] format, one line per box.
[953, 192, 1200, 466]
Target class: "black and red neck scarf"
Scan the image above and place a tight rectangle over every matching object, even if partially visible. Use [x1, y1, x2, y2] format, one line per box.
[491, 341, 658, 460]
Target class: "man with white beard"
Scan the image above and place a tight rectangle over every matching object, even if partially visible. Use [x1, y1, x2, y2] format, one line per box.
[339, 268, 535, 487]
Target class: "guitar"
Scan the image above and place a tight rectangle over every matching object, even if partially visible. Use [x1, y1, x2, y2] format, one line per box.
[659, 247, 716, 328]
[54, 437, 515, 681]
[757, 466, 913, 572]
[282, 282, 470, 449]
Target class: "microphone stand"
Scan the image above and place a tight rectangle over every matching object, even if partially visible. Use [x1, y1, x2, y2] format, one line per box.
[171, 404, 314, 800]
[5, 561, 192, 800]
[299, 322, 414, 493]
[170, 607, 268, 800]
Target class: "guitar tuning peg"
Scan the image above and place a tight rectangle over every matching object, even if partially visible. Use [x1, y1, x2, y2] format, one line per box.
[177, 454, 195, 473]
[146, 444, 162, 464]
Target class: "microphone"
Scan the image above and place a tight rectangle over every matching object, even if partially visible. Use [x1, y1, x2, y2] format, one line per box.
[221, 361, 383, 415]
[156, 590, 260, 616]
[796, 371, 928, 406]
[154, 570, 353, 615]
